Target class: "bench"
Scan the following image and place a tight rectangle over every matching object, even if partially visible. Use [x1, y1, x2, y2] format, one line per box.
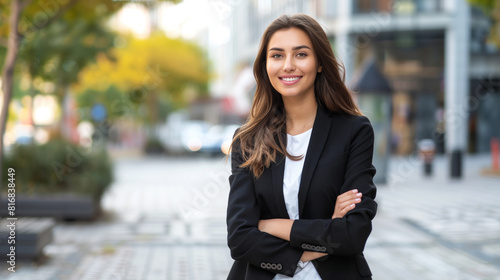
[0, 195, 99, 220]
[0, 218, 55, 260]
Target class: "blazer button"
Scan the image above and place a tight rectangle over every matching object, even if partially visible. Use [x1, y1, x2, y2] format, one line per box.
[301, 244, 307, 249]
[277, 264, 282, 270]
[321, 246, 327, 252]
[260, 262, 266, 269]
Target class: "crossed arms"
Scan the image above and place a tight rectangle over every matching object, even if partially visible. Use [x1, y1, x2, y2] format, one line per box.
[226, 117, 377, 277]
[257, 189, 364, 262]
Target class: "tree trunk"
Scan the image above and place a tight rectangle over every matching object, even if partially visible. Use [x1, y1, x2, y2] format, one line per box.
[1, 0, 22, 188]
[59, 86, 80, 143]
[29, 79, 36, 131]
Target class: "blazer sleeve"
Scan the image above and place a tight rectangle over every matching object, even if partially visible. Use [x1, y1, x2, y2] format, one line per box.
[226, 135, 303, 277]
[289, 116, 378, 256]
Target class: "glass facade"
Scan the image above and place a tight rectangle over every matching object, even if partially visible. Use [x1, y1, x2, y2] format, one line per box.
[352, 0, 442, 14]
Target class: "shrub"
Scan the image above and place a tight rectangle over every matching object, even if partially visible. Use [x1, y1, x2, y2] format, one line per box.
[3, 138, 113, 201]
[144, 137, 165, 154]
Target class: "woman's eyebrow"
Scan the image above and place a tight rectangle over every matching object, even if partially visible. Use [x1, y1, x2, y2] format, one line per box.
[268, 45, 311, 52]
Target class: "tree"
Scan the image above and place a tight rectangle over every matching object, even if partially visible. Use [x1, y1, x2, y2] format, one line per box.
[1, 0, 27, 189]
[0, 0, 196, 185]
[74, 33, 211, 127]
[0, 0, 120, 187]
[17, 14, 116, 139]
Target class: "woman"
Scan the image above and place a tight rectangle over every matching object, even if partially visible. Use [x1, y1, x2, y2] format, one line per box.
[227, 14, 377, 280]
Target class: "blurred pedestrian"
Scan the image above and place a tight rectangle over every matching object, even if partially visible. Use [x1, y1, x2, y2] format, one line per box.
[227, 14, 377, 280]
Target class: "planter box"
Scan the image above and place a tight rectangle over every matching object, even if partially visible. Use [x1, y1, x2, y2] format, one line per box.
[0, 194, 100, 220]
[0, 218, 55, 260]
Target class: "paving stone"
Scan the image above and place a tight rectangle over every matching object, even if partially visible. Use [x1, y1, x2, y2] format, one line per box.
[1, 155, 499, 279]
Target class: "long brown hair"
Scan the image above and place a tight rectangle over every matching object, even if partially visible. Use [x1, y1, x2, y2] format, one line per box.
[231, 14, 361, 177]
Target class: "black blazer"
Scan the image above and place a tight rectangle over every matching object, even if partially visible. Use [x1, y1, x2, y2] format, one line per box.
[226, 105, 377, 280]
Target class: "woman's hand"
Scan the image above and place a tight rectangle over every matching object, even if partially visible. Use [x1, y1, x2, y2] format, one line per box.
[331, 189, 362, 219]
[298, 190, 362, 262]
[258, 189, 361, 261]
[299, 190, 361, 263]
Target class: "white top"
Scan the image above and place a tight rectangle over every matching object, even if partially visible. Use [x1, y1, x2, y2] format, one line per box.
[273, 128, 321, 280]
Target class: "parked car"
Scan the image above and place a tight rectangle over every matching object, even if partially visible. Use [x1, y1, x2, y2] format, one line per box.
[197, 124, 239, 155]
[160, 114, 239, 156]
[183, 123, 239, 155]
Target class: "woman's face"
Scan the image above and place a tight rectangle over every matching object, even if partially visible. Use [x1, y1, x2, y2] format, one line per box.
[266, 27, 322, 101]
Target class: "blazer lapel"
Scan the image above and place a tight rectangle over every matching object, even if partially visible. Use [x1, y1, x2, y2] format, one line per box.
[298, 106, 332, 218]
[271, 152, 289, 218]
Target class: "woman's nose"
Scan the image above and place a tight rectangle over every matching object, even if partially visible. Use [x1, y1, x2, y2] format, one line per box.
[282, 56, 295, 72]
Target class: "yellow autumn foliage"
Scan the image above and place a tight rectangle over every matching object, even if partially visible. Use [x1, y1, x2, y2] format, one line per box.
[74, 32, 210, 96]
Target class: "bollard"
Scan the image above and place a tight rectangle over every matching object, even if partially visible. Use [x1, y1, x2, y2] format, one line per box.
[418, 139, 435, 177]
[492, 137, 499, 171]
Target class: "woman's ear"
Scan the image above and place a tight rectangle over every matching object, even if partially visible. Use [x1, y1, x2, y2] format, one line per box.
[318, 65, 323, 73]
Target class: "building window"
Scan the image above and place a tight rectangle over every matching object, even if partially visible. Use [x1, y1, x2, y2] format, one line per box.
[353, 0, 441, 14]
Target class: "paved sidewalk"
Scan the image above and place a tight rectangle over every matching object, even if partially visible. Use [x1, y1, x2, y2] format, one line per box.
[0, 154, 499, 279]
[366, 155, 500, 280]
[0, 156, 234, 280]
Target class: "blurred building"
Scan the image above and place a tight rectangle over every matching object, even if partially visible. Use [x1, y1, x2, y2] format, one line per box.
[220, 0, 500, 177]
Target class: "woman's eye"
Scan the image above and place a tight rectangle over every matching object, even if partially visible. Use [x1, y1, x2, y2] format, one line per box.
[271, 53, 283, 58]
[297, 52, 307, 57]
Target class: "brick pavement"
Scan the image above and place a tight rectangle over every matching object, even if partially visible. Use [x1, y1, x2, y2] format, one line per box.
[366, 155, 500, 280]
[0, 154, 499, 279]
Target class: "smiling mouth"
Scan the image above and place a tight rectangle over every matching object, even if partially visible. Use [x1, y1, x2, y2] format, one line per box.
[279, 76, 302, 82]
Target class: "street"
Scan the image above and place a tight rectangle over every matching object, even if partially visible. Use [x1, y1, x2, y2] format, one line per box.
[1, 154, 499, 279]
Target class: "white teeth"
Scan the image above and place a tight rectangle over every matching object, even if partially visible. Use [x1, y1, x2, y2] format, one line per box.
[282, 77, 299, 82]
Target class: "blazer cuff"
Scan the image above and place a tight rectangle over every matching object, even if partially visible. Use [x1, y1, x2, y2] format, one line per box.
[290, 218, 346, 254]
[256, 248, 302, 277]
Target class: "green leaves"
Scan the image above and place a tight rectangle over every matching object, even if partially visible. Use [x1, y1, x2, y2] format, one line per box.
[18, 16, 115, 94]
[3, 138, 113, 200]
[75, 32, 211, 123]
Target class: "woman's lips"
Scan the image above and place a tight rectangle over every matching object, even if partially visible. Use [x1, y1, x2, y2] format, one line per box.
[279, 76, 302, 85]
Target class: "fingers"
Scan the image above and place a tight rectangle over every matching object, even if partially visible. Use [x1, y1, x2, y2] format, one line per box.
[338, 203, 355, 217]
[332, 189, 363, 219]
[333, 203, 355, 219]
[336, 189, 362, 209]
